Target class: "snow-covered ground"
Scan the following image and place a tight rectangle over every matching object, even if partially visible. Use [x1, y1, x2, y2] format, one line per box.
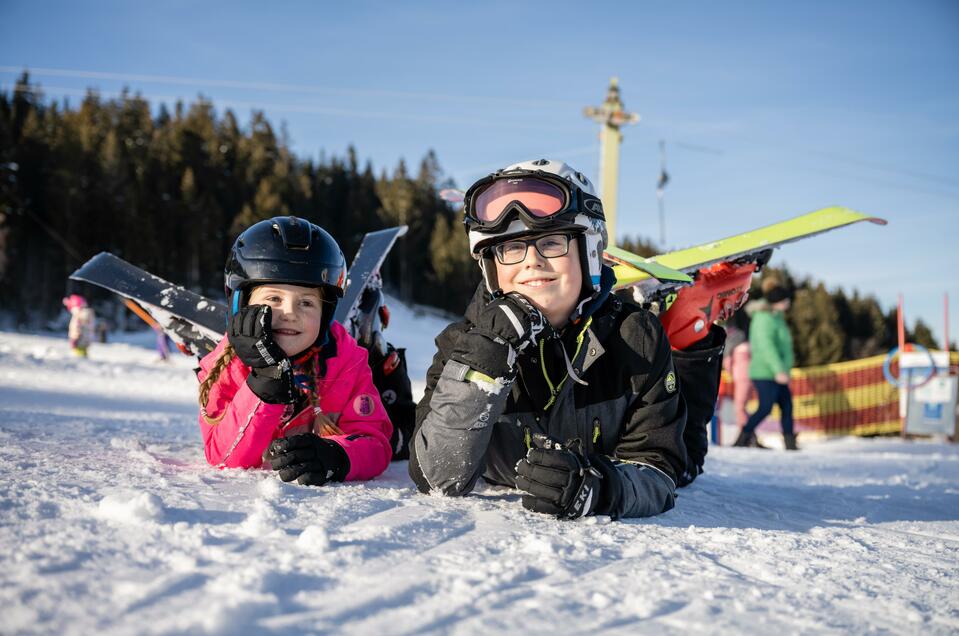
[1, 303, 958, 635]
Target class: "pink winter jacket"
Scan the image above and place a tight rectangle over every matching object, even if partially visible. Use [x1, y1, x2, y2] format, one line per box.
[197, 321, 392, 481]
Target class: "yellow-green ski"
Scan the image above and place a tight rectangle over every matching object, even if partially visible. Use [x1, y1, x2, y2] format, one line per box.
[607, 206, 886, 289]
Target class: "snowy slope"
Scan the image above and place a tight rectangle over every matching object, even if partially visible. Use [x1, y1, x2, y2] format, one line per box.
[1, 306, 958, 635]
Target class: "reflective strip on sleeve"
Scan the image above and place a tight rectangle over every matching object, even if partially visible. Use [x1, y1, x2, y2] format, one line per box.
[217, 400, 264, 468]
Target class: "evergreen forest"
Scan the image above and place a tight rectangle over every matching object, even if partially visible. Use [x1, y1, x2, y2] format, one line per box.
[0, 73, 941, 366]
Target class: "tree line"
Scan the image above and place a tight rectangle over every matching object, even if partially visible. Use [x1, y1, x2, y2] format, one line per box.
[0, 73, 941, 365]
[0, 73, 479, 325]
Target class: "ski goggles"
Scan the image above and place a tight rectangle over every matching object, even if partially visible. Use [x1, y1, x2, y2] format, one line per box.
[464, 171, 604, 233]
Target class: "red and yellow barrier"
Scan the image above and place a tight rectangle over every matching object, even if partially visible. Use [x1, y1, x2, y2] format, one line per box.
[720, 351, 959, 436]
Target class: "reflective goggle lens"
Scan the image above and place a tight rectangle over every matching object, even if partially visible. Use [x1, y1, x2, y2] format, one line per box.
[473, 177, 566, 222]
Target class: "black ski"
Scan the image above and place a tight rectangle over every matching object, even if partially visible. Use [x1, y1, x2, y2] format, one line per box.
[70, 252, 226, 356]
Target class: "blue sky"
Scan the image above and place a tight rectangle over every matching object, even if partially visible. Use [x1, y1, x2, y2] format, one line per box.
[2, 1, 957, 344]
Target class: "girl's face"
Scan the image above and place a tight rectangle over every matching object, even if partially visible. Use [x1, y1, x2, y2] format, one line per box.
[248, 284, 324, 356]
[493, 234, 582, 328]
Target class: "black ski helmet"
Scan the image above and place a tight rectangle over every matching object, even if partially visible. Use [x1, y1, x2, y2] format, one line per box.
[225, 216, 347, 346]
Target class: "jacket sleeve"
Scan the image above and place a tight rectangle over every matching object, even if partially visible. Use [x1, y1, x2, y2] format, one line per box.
[605, 311, 688, 519]
[320, 342, 393, 482]
[198, 358, 287, 469]
[408, 323, 513, 496]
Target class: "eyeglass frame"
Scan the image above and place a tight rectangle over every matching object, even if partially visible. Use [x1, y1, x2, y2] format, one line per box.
[487, 233, 573, 265]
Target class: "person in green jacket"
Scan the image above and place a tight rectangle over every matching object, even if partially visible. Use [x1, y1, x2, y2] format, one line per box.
[734, 280, 798, 450]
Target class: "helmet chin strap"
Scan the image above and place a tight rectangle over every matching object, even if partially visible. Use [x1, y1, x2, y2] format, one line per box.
[571, 266, 615, 324]
[230, 290, 243, 318]
[479, 254, 502, 297]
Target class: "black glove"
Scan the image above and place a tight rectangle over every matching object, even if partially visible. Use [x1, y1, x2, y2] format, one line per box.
[672, 324, 726, 487]
[228, 305, 296, 404]
[450, 292, 548, 380]
[229, 304, 287, 368]
[515, 434, 621, 519]
[267, 434, 351, 486]
[676, 464, 702, 488]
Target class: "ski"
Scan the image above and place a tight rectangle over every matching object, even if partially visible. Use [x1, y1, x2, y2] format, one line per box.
[334, 226, 408, 332]
[609, 206, 887, 349]
[69, 252, 226, 356]
[611, 206, 886, 293]
[603, 245, 692, 286]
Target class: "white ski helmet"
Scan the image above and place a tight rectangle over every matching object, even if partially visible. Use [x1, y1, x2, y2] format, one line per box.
[464, 158, 608, 301]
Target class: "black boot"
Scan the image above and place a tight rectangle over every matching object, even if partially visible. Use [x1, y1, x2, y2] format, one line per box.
[783, 433, 799, 451]
[733, 430, 752, 447]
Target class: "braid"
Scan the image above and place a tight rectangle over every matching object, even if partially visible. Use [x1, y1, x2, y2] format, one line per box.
[304, 351, 343, 436]
[198, 344, 236, 425]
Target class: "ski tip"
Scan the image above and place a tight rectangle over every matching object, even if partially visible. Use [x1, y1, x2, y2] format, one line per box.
[829, 206, 887, 226]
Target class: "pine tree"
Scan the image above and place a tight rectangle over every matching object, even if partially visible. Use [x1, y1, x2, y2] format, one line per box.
[428, 211, 477, 312]
[617, 234, 659, 257]
[375, 160, 416, 301]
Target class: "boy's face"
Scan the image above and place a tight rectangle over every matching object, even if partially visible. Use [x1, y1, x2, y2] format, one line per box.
[493, 235, 582, 328]
[248, 284, 324, 356]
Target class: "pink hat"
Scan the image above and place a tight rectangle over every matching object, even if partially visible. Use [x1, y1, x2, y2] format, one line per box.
[62, 294, 87, 311]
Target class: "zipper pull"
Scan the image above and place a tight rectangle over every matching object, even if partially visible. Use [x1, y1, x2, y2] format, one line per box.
[592, 418, 601, 444]
[524, 426, 532, 450]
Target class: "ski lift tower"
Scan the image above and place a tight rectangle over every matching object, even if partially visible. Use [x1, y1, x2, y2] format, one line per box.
[583, 77, 640, 246]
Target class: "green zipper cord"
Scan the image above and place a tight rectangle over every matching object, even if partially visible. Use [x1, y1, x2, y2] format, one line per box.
[540, 316, 593, 411]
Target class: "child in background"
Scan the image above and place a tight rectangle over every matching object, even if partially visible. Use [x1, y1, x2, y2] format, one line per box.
[63, 294, 96, 357]
[197, 216, 393, 485]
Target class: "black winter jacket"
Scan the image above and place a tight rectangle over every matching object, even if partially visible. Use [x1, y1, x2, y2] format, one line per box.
[409, 279, 688, 519]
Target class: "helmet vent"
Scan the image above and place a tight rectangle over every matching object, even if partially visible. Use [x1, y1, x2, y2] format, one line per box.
[274, 217, 311, 249]
[532, 159, 549, 166]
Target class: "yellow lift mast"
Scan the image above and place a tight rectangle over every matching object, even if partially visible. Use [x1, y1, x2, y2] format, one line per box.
[583, 77, 640, 247]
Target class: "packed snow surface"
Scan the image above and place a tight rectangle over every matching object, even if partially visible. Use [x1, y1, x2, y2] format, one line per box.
[1, 302, 957, 635]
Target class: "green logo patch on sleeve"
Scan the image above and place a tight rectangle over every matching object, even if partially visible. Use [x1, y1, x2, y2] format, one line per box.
[665, 371, 677, 394]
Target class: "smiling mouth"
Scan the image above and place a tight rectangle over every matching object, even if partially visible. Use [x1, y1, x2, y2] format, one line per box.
[273, 328, 301, 336]
[518, 278, 555, 288]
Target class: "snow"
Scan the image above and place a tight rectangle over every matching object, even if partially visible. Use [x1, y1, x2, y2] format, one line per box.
[1, 302, 958, 635]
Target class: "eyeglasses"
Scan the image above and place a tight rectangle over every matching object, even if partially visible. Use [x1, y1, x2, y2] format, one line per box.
[491, 234, 571, 265]
[464, 172, 604, 234]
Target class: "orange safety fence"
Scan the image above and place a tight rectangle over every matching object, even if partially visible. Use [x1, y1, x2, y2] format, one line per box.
[719, 350, 959, 436]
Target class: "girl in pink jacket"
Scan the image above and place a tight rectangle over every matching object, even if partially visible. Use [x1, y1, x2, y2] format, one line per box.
[197, 216, 392, 485]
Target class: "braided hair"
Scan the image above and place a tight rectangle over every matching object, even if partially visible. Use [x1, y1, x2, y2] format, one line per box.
[198, 344, 236, 425]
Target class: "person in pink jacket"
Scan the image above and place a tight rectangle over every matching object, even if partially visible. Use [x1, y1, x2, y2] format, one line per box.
[197, 216, 392, 485]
